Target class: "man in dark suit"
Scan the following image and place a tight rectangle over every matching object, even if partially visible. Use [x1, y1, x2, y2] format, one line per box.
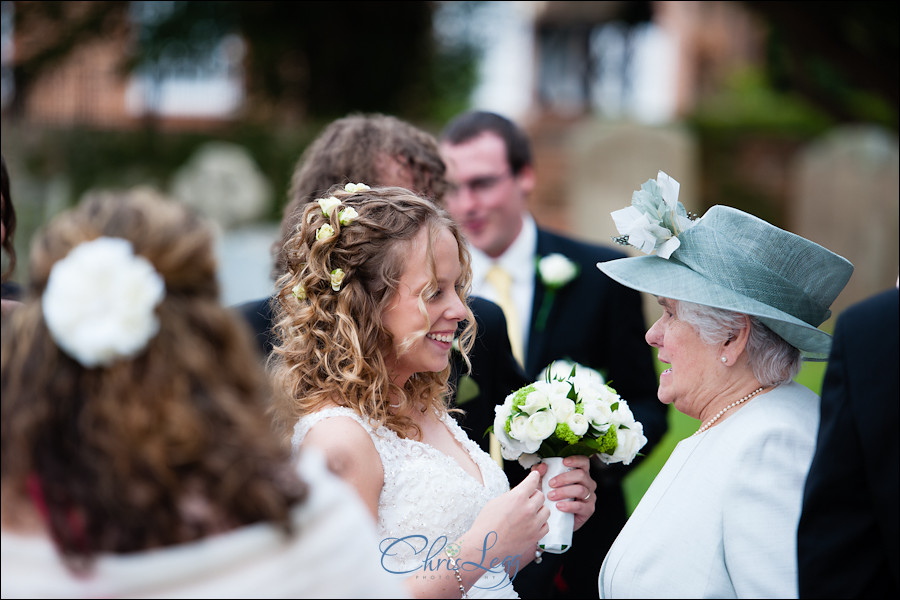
[797, 286, 899, 598]
[235, 113, 528, 445]
[439, 110, 668, 599]
[450, 295, 529, 448]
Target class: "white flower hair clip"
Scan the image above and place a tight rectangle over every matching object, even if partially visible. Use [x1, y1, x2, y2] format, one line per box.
[42, 237, 166, 368]
[344, 182, 370, 193]
[338, 206, 358, 226]
[316, 223, 336, 241]
[317, 196, 342, 217]
[611, 171, 697, 259]
[330, 268, 346, 292]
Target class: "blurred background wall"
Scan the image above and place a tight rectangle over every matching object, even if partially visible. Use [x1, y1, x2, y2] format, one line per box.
[2, 0, 897, 316]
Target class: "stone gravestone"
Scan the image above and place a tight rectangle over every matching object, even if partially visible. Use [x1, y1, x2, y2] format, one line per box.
[565, 121, 699, 322]
[170, 141, 272, 230]
[566, 121, 699, 248]
[792, 125, 899, 317]
[170, 141, 277, 305]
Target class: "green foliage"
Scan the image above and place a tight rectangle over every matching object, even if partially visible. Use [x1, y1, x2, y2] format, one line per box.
[11, 1, 480, 125]
[5, 120, 321, 222]
[742, 0, 898, 132]
[689, 67, 834, 136]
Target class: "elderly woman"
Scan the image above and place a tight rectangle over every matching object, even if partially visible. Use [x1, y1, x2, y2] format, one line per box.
[594, 172, 853, 599]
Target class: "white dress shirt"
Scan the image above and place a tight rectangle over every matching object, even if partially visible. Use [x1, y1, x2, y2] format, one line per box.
[469, 214, 538, 356]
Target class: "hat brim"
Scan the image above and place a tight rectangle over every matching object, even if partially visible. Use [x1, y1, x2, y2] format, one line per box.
[597, 255, 832, 358]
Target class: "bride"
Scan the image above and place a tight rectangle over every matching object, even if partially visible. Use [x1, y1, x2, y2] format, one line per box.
[270, 185, 597, 598]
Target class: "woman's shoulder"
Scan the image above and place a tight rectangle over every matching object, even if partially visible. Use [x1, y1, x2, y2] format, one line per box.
[0, 451, 405, 598]
[720, 382, 820, 461]
[291, 405, 371, 449]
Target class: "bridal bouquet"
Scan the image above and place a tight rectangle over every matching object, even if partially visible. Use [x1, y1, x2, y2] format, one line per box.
[492, 361, 647, 553]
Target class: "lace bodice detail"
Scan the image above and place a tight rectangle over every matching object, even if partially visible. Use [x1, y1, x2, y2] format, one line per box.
[292, 407, 510, 573]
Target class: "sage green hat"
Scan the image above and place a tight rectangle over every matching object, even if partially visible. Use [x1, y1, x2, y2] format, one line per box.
[597, 204, 853, 359]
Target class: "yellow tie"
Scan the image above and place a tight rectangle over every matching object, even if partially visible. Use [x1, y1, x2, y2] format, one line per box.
[485, 264, 523, 468]
[485, 264, 525, 367]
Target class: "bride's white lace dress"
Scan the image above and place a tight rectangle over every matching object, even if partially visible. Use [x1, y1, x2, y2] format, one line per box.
[292, 406, 520, 599]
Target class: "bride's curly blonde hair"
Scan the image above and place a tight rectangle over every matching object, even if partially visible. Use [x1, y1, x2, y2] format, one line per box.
[270, 185, 475, 440]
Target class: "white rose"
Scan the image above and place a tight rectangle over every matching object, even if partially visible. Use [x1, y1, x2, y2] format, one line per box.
[338, 206, 358, 226]
[316, 224, 335, 241]
[522, 410, 556, 452]
[317, 196, 341, 217]
[583, 397, 614, 431]
[597, 384, 622, 405]
[566, 412, 589, 437]
[572, 366, 605, 391]
[546, 379, 572, 399]
[610, 400, 637, 429]
[538, 253, 579, 288]
[494, 402, 528, 461]
[608, 422, 647, 466]
[521, 386, 551, 414]
[508, 414, 529, 442]
[550, 396, 576, 423]
[539, 359, 577, 381]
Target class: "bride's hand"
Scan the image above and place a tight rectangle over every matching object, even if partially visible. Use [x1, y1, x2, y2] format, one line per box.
[462, 470, 549, 572]
[531, 455, 597, 531]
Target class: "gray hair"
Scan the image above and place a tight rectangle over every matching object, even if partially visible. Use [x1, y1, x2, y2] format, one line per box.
[675, 300, 801, 386]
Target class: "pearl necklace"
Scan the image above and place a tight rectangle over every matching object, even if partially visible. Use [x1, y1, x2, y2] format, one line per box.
[693, 387, 765, 436]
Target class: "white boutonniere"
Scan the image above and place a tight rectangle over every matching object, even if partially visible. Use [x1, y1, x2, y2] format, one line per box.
[534, 253, 580, 332]
[610, 170, 697, 259]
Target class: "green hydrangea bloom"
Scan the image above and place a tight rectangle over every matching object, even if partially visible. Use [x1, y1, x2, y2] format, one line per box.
[596, 425, 618, 455]
[511, 384, 537, 412]
[554, 422, 580, 445]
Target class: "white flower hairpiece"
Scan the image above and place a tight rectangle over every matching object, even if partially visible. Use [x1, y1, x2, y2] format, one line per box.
[42, 237, 166, 368]
[330, 268, 346, 291]
[292, 282, 307, 301]
[317, 196, 342, 217]
[611, 171, 697, 259]
[316, 224, 336, 241]
[344, 182, 370, 193]
[338, 206, 358, 226]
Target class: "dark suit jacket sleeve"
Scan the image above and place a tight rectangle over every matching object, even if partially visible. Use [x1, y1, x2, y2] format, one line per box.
[797, 288, 899, 597]
[451, 296, 529, 451]
[234, 296, 276, 359]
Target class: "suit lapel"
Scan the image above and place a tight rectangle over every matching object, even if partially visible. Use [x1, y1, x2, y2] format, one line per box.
[527, 230, 554, 376]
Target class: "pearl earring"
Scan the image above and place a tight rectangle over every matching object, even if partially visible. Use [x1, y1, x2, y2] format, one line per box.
[721, 356, 727, 364]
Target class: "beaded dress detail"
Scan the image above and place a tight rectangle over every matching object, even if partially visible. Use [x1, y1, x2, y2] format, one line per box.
[292, 406, 518, 598]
